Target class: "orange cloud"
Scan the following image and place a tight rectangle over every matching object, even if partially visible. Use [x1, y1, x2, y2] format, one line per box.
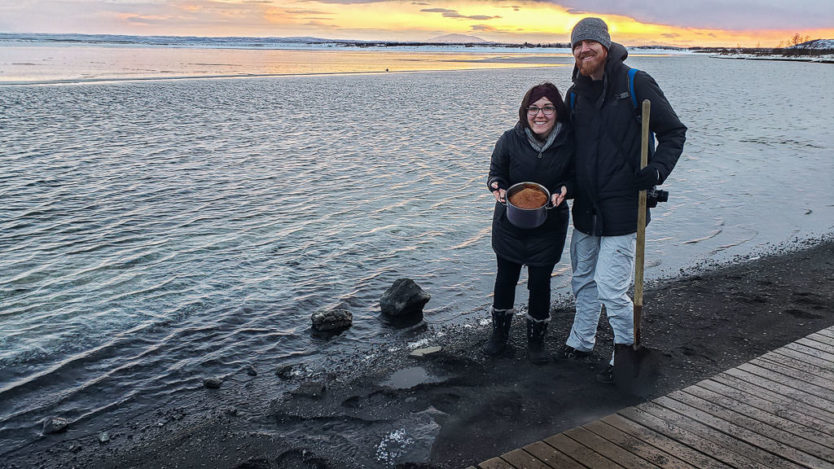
[7, 0, 831, 46]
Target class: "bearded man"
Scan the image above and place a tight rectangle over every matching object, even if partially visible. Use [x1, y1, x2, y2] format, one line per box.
[560, 17, 687, 383]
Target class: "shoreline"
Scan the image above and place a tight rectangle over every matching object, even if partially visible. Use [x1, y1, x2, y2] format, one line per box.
[3, 236, 833, 468]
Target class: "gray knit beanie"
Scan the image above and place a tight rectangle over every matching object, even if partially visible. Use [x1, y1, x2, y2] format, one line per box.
[570, 17, 611, 50]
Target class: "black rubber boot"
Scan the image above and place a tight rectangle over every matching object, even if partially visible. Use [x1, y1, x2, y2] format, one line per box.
[526, 318, 549, 365]
[482, 307, 514, 356]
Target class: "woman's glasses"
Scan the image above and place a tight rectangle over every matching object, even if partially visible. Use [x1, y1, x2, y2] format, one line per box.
[527, 105, 556, 116]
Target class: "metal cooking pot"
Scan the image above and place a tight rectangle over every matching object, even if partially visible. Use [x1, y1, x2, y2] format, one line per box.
[503, 182, 553, 229]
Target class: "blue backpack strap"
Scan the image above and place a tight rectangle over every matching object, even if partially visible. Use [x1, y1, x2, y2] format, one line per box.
[628, 67, 656, 156]
[627, 68, 639, 110]
[569, 90, 576, 112]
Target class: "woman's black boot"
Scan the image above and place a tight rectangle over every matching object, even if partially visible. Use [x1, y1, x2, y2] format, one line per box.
[526, 317, 549, 364]
[483, 307, 514, 356]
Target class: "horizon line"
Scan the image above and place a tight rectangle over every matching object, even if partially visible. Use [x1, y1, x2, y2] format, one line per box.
[2, 31, 832, 50]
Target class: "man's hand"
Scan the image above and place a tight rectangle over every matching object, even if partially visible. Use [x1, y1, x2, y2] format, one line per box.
[634, 166, 659, 190]
[551, 186, 567, 207]
[490, 182, 506, 203]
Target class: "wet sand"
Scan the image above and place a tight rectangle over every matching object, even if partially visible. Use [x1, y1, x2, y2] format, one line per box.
[4, 237, 833, 469]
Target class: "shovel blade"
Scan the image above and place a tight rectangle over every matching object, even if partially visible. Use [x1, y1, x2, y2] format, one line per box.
[614, 344, 662, 397]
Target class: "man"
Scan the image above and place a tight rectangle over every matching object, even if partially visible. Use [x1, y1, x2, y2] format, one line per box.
[561, 17, 686, 383]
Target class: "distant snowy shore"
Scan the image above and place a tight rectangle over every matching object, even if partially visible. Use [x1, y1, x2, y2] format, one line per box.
[0, 32, 688, 55]
[709, 53, 833, 64]
[695, 39, 834, 64]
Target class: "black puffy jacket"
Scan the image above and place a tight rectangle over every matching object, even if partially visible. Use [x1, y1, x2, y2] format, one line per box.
[487, 122, 575, 266]
[567, 42, 686, 236]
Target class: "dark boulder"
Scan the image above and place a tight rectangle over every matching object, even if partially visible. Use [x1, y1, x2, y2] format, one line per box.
[380, 279, 430, 319]
[203, 377, 223, 389]
[311, 308, 352, 332]
[42, 417, 69, 434]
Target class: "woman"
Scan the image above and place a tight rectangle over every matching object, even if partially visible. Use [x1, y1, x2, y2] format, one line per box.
[485, 82, 574, 364]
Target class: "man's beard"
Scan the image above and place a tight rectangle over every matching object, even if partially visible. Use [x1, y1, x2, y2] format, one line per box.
[576, 52, 605, 77]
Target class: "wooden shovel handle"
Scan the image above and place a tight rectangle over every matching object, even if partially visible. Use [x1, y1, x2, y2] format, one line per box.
[634, 99, 650, 347]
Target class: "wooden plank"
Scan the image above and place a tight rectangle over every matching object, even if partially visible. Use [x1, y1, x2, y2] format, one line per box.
[784, 342, 834, 365]
[758, 350, 834, 383]
[775, 346, 834, 373]
[648, 397, 807, 469]
[668, 389, 834, 466]
[797, 336, 834, 355]
[694, 379, 834, 443]
[814, 327, 834, 340]
[774, 344, 834, 370]
[563, 426, 662, 469]
[712, 372, 834, 426]
[582, 419, 698, 469]
[601, 414, 731, 469]
[725, 367, 834, 409]
[619, 405, 767, 469]
[478, 457, 514, 469]
[751, 356, 834, 391]
[522, 441, 585, 469]
[543, 433, 624, 469]
[737, 362, 834, 401]
[500, 448, 551, 469]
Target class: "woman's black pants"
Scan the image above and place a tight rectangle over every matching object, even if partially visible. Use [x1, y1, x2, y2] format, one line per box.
[493, 256, 555, 321]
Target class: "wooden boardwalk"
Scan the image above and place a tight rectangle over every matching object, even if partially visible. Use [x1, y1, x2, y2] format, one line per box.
[470, 325, 834, 469]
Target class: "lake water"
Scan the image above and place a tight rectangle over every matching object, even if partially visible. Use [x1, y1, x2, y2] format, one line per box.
[1, 43, 833, 454]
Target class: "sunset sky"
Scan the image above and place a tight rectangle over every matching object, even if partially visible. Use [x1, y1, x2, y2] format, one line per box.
[2, 0, 832, 47]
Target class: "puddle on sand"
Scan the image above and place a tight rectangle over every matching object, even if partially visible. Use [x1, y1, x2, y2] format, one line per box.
[381, 366, 448, 390]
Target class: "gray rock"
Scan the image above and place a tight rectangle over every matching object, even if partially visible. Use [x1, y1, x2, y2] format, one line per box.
[98, 431, 110, 444]
[290, 381, 326, 399]
[276, 365, 294, 380]
[379, 279, 430, 318]
[203, 377, 222, 389]
[311, 308, 353, 332]
[245, 365, 258, 376]
[42, 417, 69, 434]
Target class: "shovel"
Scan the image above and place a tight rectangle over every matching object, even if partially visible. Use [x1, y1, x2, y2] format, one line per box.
[614, 99, 662, 396]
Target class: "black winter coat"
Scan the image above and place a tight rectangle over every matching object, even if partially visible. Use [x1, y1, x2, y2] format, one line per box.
[487, 122, 575, 266]
[568, 42, 686, 236]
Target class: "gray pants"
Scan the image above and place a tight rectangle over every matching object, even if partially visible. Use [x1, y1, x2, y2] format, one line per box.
[566, 230, 636, 362]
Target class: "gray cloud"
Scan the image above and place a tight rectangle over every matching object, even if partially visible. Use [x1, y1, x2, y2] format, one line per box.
[545, 0, 834, 30]
[421, 8, 500, 20]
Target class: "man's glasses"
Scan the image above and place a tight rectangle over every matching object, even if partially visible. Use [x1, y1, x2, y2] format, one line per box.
[527, 105, 556, 116]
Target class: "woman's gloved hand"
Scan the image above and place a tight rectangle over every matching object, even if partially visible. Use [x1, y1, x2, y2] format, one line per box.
[490, 182, 507, 203]
[551, 185, 567, 207]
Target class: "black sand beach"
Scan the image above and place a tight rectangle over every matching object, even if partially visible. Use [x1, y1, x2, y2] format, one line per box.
[4, 237, 833, 469]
